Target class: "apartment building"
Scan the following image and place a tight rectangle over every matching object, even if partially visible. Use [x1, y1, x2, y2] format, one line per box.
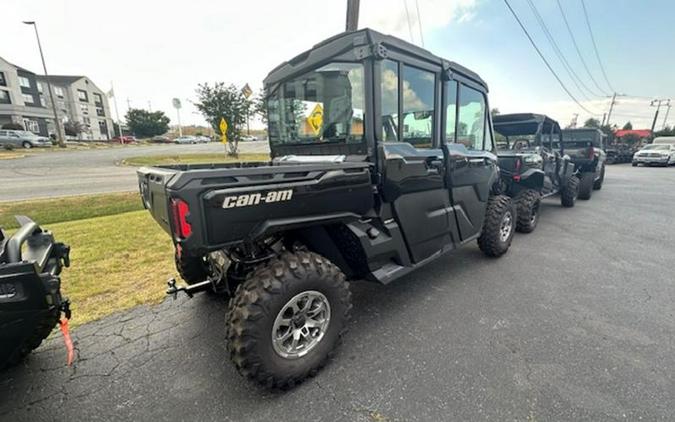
[0, 55, 114, 139]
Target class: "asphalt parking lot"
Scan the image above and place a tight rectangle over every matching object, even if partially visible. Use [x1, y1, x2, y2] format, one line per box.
[0, 141, 269, 201]
[1, 164, 674, 421]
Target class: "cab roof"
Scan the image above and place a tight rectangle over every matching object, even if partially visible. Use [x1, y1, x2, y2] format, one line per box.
[264, 28, 487, 91]
[493, 113, 561, 136]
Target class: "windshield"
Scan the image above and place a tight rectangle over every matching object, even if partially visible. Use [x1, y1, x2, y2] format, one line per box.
[643, 145, 670, 150]
[267, 62, 365, 146]
[495, 133, 537, 151]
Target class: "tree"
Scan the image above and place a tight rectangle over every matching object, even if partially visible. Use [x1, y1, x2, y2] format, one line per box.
[490, 108, 500, 118]
[64, 121, 86, 137]
[583, 118, 601, 128]
[253, 87, 268, 125]
[194, 82, 252, 156]
[655, 126, 674, 137]
[125, 108, 170, 138]
[622, 121, 633, 130]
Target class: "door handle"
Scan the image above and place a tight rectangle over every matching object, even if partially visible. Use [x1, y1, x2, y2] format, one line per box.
[468, 157, 488, 165]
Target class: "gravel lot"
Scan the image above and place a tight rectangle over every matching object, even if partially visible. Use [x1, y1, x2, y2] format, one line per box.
[0, 141, 269, 201]
[1, 164, 674, 421]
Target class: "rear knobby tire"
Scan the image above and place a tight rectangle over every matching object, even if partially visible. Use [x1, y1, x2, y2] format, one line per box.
[2, 307, 60, 370]
[175, 253, 208, 285]
[478, 195, 516, 257]
[515, 189, 541, 234]
[560, 176, 579, 208]
[577, 172, 594, 200]
[593, 164, 605, 190]
[226, 251, 351, 389]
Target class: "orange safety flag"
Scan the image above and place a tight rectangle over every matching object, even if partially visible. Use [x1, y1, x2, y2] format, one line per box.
[59, 318, 74, 366]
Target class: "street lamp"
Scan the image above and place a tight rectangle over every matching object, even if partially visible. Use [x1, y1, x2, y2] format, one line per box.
[23, 21, 66, 147]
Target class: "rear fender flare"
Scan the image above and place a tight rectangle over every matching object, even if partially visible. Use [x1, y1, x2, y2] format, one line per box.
[517, 169, 545, 191]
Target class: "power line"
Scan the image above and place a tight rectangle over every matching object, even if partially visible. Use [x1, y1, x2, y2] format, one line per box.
[581, 0, 615, 93]
[414, 0, 425, 47]
[555, 0, 609, 96]
[525, 0, 602, 99]
[502, 0, 600, 115]
[402, 0, 415, 43]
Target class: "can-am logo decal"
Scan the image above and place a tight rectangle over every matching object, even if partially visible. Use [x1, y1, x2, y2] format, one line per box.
[222, 189, 293, 209]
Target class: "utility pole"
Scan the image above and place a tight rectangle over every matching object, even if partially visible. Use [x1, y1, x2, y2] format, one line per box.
[109, 81, 122, 137]
[605, 92, 617, 127]
[650, 99, 669, 133]
[662, 101, 671, 130]
[23, 21, 66, 147]
[345, 0, 360, 31]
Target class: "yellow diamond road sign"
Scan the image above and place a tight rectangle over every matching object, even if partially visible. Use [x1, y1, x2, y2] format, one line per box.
[219, 118, 228, 144]
[307, 104, 323, 135]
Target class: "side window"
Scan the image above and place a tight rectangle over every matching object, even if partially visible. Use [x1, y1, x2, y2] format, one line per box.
[457, 85, 486, 150]
[402, 65, 434, 148]
[380, 59, 399, 142]
[445, 81, 458, 143]
[484, 113, 494, 152]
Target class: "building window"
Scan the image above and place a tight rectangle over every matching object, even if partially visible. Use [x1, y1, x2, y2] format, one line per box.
[93, 93, 103, 105]
[57, 100, 66, 109]
[96, 106, 105, 116]
[19, 76, 31, 88]
[78, 89, 88, 102]
[39, 95, 46, 107]
[0, 72, 6, 87]
[22, 93, 35, 105]
[23, 119, 39, 133]
[55, 86, 65, 98]
[0, 89, 10, 104]
[83, 116, 91, 126]
[37, 82, 44, 93]
[80, 104, 89, 115]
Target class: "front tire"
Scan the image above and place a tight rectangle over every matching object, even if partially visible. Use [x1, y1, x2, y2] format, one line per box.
[2, 307, 60, 370]
[22, 141, 32, 149]
[593, 164, 605, 190]
[560, 176, 579, 207]
[478, 195, 516, 257]
[515, 189, 541, 233]
[226, 251, 351, 389]
[577, 172, 594, 200]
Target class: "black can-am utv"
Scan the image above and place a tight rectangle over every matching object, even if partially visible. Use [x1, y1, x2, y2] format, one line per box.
[0, 217, 71, 369]
[493, 113, 578, 233]
[560, 128, 606, 199]
[138, 28, 516, 388]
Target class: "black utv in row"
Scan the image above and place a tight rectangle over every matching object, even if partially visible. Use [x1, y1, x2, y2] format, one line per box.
[561, 128, 606, 199]
[493, 114, 579, 233]
[139, 29, 517, 388]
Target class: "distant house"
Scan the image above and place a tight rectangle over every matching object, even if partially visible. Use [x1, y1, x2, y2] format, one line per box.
[614, 129, 652, 141]
[0, 55, 113, 139]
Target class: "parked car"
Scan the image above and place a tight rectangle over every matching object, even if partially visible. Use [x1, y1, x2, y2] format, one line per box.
[561, 128, 607, 199]
[0, 130, 52, 149]
[138, 28, 517, 389]
[195, 136, 212, 143]
[174, 136, 198, 144]
[493, 113, 579, 233]
[632, 144, 675, 166]
[112, 135, 136, 144]
[150, 135, 171, 143]
[241, 135, 258, 142]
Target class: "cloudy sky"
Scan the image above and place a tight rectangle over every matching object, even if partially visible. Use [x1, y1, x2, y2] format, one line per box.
[2, 0, 673, 129]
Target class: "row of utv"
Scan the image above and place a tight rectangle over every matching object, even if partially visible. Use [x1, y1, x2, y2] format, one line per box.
[1, 29, 606, 389]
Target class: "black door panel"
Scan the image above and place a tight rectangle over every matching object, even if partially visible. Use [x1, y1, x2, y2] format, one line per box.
[381, 143, 452, 263]
[444, 145, 496, 240]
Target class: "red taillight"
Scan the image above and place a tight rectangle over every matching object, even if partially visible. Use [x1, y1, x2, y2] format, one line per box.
[170, 198, 192, 239]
